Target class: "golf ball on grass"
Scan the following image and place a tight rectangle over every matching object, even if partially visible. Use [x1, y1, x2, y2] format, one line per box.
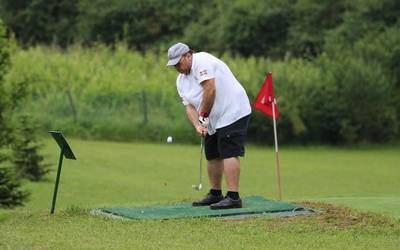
[167, 136, 173, 143]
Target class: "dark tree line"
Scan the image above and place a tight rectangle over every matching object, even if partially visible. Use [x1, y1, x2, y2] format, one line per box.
[1, 0, 398, 58]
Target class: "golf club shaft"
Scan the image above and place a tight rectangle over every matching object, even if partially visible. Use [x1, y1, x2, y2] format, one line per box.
[199, 136, 204, 185]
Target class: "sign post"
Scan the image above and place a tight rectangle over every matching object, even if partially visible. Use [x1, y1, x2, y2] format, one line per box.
[49, 131, 76, 214]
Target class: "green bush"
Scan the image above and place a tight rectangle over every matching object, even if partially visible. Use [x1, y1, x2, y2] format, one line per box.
[317, 17, 400, 143]
[301, 53, 397, 144]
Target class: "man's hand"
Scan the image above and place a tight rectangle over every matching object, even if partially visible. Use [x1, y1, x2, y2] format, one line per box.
[198, 112, 209, 136]
[198, 112, 209, 137]
[198, 115, 209, 128]
[195, 124, 208, 137]
[198, 111, 209, 128]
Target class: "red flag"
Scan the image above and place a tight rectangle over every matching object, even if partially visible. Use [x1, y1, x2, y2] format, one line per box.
[253, 72, 280, 119]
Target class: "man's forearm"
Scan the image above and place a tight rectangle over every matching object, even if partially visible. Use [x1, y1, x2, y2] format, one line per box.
[186, 104, 200, 128]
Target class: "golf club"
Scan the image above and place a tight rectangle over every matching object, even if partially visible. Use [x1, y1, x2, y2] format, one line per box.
[192, 136, 204, 190]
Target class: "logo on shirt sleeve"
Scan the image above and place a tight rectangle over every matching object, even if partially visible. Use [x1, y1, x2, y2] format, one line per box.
[199, 69, 208, 76]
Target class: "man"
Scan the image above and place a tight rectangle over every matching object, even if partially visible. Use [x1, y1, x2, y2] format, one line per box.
[167, 42, 251, 209]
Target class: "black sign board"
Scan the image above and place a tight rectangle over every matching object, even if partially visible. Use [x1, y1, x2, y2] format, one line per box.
[50, 131, 76, 160]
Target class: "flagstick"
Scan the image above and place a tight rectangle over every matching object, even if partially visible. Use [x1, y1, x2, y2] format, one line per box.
[272, 98, 282, 200]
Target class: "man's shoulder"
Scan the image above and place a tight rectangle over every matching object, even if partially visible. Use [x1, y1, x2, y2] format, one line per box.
[193, 52, 217, 72]
[176, 74, 184, 84]
[194, 52, 214, 60]
[176, 73, 191, 87]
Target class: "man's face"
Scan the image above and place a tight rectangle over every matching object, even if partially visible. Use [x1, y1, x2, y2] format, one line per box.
[174, 53, 192, 75]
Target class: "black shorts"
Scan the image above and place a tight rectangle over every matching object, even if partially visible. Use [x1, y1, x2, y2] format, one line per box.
[204, 115, 250, 160]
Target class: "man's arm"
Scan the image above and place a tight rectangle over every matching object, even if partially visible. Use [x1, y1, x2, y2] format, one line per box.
[186, 104, 207, 136]
[199, 78, 216, 116]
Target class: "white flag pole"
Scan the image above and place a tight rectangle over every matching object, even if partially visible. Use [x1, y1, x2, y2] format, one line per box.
[271, 97, 282, 200]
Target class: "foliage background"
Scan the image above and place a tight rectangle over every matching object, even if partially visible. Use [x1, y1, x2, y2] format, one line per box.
[0, 0, 399, 145]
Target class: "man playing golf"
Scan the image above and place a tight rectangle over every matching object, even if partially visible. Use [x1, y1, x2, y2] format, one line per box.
[167, 42, 251, 209]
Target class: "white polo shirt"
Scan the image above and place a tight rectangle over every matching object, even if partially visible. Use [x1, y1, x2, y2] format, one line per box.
[176, 52, 251, 135]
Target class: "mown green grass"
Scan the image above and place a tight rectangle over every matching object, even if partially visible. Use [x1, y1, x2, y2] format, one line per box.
[1, 139, 399, 249]
[1, 208, 399, 250]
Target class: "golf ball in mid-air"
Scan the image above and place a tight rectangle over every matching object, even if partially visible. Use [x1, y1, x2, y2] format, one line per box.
[167, 136, 173, 143]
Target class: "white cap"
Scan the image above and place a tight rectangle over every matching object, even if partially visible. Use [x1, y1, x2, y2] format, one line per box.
[166, 42, 190, 66]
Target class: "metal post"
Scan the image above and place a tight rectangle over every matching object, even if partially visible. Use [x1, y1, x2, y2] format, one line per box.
[272, 99, 282, 200]
[142, 90, 148, 124]
[199, 137, 204, 185]
[51, 149, 64, 214]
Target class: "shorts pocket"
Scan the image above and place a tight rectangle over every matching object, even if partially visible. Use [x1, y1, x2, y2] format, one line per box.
[223, 130, 245, 140]
[219, 129, 246, 158]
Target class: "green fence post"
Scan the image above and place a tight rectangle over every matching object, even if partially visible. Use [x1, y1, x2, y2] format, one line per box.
[51, 149, 64, 214]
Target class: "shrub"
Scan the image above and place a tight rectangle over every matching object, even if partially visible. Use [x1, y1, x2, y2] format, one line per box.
[12, 114, 50, 181]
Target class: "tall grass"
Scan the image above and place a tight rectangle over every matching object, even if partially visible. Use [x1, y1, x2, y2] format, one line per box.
[7, 44, 190, 141]
[6, 42, 398, 144]
[6, 44, 301, 142]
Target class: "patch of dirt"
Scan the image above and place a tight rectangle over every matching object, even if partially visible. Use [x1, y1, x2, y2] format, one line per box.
[265, 201, 397, 231]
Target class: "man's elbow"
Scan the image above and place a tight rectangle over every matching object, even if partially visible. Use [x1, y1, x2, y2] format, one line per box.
[186, 104, 195, 112]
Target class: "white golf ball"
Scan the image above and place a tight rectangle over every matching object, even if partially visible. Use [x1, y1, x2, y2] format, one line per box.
[167, 136, 173, 144]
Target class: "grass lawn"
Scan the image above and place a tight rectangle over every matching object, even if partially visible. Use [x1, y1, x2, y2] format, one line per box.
[1, 138, 399, 249]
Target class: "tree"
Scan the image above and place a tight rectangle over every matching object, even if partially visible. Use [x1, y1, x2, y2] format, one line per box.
[0, 19, 28, 207]
[0, 166, 29, 208]
[12, 114, 50, 181]
[184, 0, 292, 58]
[0, 0, 80, 47]
[78, 0, 205, 50]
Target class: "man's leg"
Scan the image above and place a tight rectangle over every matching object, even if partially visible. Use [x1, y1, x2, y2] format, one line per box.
[210, 115, 250, 209]
[208, 159, 223, 190]
[223, 157, 240, 192]
[210, 156, 242, 209]
[192, 134, 224, 207]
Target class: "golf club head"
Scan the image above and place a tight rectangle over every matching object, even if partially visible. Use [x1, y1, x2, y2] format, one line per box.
[192, 184, 202, 191]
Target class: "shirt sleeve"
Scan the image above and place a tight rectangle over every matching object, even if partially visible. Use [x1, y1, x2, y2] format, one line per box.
[194, 57, 214, 84]
[176, 76, 189, 106]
